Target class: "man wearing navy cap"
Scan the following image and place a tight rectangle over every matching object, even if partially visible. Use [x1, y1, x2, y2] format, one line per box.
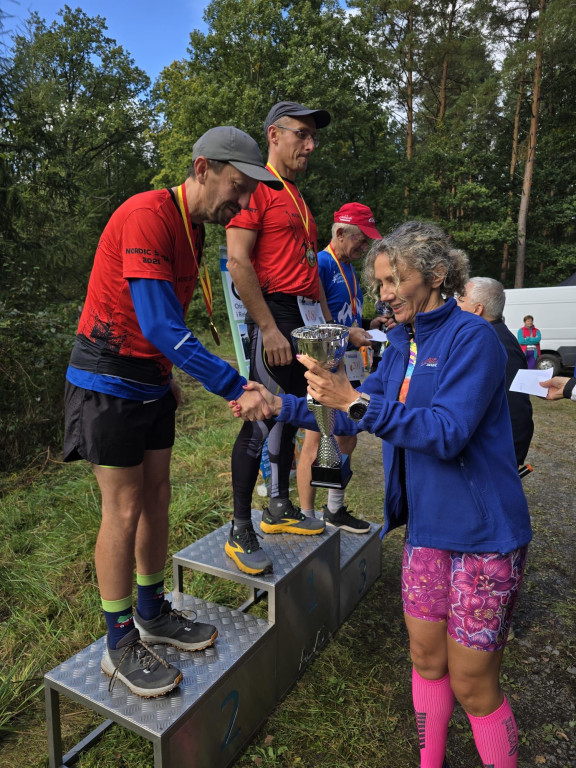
[297, 203, 382, 533]
[63, 126, 279, 698]
[225, 101, 331, 575]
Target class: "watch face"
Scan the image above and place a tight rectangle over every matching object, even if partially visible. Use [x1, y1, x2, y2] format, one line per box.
[349, 402, 368, 420]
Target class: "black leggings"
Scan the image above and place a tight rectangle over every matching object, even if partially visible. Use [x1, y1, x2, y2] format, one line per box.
[231, 321, 308, 519]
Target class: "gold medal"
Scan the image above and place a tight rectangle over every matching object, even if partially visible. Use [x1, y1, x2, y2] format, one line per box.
[266, 164, 316, 271]
[306, 247, 317, 267]
[210, 320, 221, 346]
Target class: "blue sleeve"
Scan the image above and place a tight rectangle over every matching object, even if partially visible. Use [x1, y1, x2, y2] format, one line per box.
[279, 322, 510, 460]
[129, 278, 246, 401]
[278, 394, 361, 436]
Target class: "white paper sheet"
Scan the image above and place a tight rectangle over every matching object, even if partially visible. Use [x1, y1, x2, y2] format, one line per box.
[366, 328, 388, 342]
[509, 368, 553, 397]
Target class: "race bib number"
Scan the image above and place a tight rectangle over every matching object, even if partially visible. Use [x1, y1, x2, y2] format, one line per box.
[298, 297, 325, 326]
[344, 350, 365, 382]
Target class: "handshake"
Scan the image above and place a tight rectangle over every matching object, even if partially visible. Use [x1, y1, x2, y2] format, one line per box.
[230, 381, 282, 421]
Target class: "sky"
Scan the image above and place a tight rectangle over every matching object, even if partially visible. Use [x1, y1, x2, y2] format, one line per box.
[6, 0, 211, 81]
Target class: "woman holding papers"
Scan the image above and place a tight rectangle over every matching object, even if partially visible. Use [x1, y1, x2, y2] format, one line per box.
[233, 220, 532, 768]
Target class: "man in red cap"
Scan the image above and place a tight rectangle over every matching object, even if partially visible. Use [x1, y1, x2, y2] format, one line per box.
[296, 203, 383, 532]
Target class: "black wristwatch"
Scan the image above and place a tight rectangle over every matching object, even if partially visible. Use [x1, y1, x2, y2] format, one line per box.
[563, 377, 576, 400]
[346, 393, 371, 422]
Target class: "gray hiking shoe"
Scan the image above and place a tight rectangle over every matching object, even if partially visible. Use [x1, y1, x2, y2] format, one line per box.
[261, 498, 325, 535]
[101, 627, 182, 698]
[225, 521, 274, 575]
[323, 504, 371, 534]
[134, 599, 218, 651]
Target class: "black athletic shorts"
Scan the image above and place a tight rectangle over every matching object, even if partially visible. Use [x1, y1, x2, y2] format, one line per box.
[63, 382, 177, 467]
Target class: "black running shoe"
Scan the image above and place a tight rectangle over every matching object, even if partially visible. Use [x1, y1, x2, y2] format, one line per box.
[323, 504, 370, 534]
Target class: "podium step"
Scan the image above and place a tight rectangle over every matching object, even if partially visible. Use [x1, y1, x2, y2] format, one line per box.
[173, 512, 341, 699]
[45, 514, 382, 767]
[173, 512, 382, 698]
[173, 511, 340, 618]
[336, 520, 383, 622]
[45, 594, 275, 768]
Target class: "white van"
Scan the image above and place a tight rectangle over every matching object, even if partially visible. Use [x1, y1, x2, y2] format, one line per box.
[503, 285, 576, 374]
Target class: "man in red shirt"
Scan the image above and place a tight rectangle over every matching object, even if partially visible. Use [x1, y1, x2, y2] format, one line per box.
[225, 102, 332, 575]
[64, 126, 281, 698]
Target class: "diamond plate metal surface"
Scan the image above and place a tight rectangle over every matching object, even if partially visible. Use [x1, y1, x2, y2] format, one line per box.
[173, 510, 340, 589]
[45, 594, 272, 737]
[338, 521, 382, 568]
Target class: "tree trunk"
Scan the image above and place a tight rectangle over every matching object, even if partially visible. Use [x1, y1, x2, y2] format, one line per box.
[501, 69, 527, 282]
[515, 0, 546, 288]
[438, 0, 457, 124]
[501, 5, 533, 283]
[403, 5, 414, 217]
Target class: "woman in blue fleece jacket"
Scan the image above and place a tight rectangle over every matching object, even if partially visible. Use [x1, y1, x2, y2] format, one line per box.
[232, 221, 532, 768]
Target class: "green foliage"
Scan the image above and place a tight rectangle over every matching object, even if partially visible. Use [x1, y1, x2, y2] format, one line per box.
[151, 0, 398, 238]
[151, 0, 576, 283]
[0, 301, 78, 471]
[0, 6, 158, 469]
[1, 6, 156, 306]
[2, 0, 576, 473]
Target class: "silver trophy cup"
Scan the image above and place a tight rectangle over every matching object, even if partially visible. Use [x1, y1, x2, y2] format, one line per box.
[291, 324, 353, 489]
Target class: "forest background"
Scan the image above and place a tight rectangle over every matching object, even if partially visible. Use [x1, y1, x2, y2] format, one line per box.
[1, 0, 575, 473]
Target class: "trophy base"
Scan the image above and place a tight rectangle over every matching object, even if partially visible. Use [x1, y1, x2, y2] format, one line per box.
[310, 454, 352, 490]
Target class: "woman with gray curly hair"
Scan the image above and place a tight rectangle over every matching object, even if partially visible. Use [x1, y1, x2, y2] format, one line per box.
[233, 220, 532, 768]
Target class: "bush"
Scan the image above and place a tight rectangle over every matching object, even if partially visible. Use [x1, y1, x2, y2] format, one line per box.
[0, 301, 78, 472]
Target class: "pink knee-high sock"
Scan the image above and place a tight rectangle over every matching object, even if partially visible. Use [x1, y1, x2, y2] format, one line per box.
[412, 668, 454, 768]
[468, 696, 518, 768]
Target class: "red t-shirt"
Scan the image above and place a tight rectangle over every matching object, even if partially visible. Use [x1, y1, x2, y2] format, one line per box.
[77, 189, 203, 380]
[226, 177, 320, 300]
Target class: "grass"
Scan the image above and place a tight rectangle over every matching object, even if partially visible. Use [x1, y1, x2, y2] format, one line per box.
[0, 343, 575, 767]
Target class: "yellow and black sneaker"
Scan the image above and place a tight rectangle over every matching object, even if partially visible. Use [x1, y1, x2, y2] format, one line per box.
[225, 521, 273, 575]
[260, 499, 326, 535]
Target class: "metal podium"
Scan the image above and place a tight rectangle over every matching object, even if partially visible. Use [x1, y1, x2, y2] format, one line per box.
[44, 512, 382, 767]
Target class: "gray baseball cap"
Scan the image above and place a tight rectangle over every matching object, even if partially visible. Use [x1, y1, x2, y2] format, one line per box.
[264, 101, 331, 134]
[192, 126, 283, 190]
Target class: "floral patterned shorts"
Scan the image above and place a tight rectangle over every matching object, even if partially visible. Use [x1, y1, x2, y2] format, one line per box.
[401, 541, 528, 652]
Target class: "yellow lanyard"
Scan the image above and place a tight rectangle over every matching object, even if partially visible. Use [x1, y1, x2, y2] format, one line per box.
[326, 243, 357, 316]
[266, 163, 311, 242]
[176, 183, 219, 344]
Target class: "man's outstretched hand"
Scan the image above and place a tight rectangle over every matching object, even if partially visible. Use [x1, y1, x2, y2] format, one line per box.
[230, 382, 282, 420]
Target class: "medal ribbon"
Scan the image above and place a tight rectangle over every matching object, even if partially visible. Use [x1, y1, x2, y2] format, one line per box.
[176, 183, 219, 343]
[326, 243, 357, 316]
[266, 163, 312, 246]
